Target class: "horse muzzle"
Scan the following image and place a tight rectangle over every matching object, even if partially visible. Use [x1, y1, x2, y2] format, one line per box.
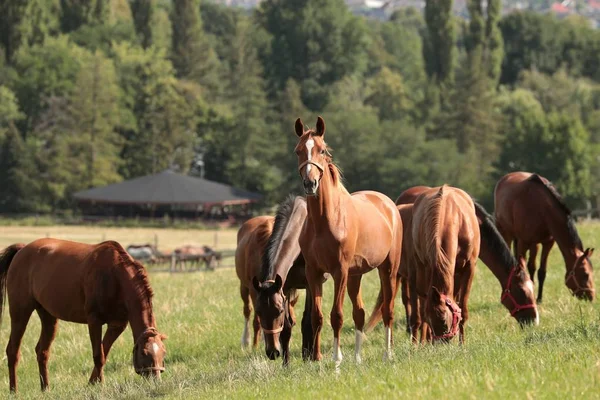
[303, 179, 319, 196]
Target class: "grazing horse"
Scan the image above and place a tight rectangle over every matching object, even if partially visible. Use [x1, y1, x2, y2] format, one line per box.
[0, 239, 167, 393]
[252, 195, 320, 365]
[295, 116, 402, 365]
[411, 185, 480, 343]
[495, 172, 595, 301]
[395, 186, 432, 205]
[235, 216, 282, 349]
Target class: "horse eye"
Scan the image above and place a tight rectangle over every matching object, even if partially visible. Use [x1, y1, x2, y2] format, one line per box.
[320, 149, 326, 155]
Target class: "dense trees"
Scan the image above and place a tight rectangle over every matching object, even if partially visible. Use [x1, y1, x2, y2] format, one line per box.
[0, 1, 598, 214]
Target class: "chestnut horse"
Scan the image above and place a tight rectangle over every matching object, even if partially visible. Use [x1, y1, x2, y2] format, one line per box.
[251, 195, 319, 364]
[411, 185, 479, 343]
[0, 239, 167, 393]
[495, 172, 595, 301]
[295, 116, 402, 365]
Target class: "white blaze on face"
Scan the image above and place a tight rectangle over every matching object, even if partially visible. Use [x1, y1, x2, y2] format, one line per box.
[305, 138, 315, 176]
[152, 343, 159, 355]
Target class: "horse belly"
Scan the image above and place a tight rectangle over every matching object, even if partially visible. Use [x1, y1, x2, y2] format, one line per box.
[33, 275, 87, 323]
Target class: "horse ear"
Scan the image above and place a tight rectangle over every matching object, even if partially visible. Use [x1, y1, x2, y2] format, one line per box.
[315, 116, 325, 137]
[518, 256, 527, 269]
[160, 333, 168, 340]
[273, 274, 283, 292]
[585, 248, 594, 258]
[252, 276, 261, 292]
[295, 118, 304, 137]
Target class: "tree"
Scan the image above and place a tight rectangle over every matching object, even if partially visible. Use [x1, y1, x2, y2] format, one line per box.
[0, 0, 60, 64]
[0, 86, 24, 140]
[0, 127, 40, 212]
[60, 0, 108, 33]
[423, 0, 456, 87]
[113, 42, 200, 178]
[364, 67, 413, 122]
[130, 0, 155, 48]
[170, 0, 221, 98]
[258, 0, 369, 110]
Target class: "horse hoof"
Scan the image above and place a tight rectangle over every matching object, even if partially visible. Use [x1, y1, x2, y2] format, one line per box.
[355, 354, 362, 365]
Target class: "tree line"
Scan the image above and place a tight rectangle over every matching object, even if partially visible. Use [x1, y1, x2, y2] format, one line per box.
[1, 0, 599, 214]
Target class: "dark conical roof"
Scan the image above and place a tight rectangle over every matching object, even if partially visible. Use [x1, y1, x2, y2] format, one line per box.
[73, 170, 262, 205]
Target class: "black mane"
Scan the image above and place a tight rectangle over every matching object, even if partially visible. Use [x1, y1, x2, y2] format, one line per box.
[260, 195, 305, 282]
[473, 201, 517, 271]
[527, 174, 583, 250]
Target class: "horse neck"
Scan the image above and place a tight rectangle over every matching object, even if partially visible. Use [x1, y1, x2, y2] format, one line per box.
[478, 245, 510, 288]
[264, 208, 305, 286]
[118, 262, 156, 339]
[306, 165, 346, 229]
[546, 208, 583, 269]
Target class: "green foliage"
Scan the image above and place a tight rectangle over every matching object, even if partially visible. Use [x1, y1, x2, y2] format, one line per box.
[423, 0, 456, 86]
[258, 0, 369, 110]
[0, 86, 24, 140]
[130, 0, 155, 48]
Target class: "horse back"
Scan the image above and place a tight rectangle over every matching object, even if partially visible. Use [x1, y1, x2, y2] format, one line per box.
[8, 238, 126, 324]
[235, 216, 274, 284]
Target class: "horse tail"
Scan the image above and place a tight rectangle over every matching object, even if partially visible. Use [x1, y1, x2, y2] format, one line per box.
[0, 244, 25, 324]
[366, 273, 402, 333]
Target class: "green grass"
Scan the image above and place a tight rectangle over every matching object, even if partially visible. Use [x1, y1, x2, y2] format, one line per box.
[1, 223, 600, 399]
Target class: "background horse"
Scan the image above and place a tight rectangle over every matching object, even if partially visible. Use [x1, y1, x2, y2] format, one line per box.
[252, 195, 319, 365]
[411, 185, 480, 343]
[0, 239, 167, 393]
[494, 172, 595, 301]
[295, 116, 402, 365]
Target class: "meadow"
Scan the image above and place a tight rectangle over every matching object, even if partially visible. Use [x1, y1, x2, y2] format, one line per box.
[0, 223, 600, 399]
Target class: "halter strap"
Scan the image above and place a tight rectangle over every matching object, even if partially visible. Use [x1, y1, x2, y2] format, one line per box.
[431, 294, 462, 341]
[298, 160, 325, 175]
[565, 270, 595, 296]
[135, 327, 160, 346]
[262, 325, 284, 334]
[501, 266, 537, 317]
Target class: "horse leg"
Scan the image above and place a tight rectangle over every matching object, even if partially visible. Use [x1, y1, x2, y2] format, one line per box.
[457, 262, 475, 346]
[87, 318, 106, 384]
[102, 322, 128, 359]
[250, 291, 261, 348]
[538, 240, 554, 303]
[240, 284, 252, 348]
[408, 271, 421, 344]
[331, 269, 348, 368]
[347, 275, 365, 364]
[378, 262, 396, 360]
[35, 308, 58, 391]
[280, 297, 296, 367]
[301, 288, 314, 361]
[6, 306, 34, 392]
[401, 276, 411, 335]
[306, 267, 324, 362]
[527, 243, 539, 284]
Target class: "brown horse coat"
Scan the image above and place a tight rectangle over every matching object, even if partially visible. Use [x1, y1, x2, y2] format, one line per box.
[494, 171, 595, 301]
[0, 239, 166, 392]
[411, 185, 480, 343]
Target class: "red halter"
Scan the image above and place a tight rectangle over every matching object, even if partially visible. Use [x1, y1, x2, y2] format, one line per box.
[431, 294, 462, 341]
[298, 160, 325, 176]
[501, 266, 537, 317]
[565, 270, 595, 297]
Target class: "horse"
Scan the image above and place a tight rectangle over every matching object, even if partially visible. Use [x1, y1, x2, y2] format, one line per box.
[0, 239, 167, 393]
[235, 216, 283, 350]
[251, 195, 321, 365]
[295, 116, 403, 365]
[411, 185, 480, 343]
[172, 245, 218, 271]
[127, 244, 157, 264]
[494, 172, 595, 301]
[395, 186, 432, 205]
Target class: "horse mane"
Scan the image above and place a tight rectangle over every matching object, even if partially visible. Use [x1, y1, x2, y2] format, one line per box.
[423, 186, 452, 286]
[473, 201, 517, 271]
[527, 174, 583, 250]
[260, 195, 306, 282]
[105, 241, 154, 304]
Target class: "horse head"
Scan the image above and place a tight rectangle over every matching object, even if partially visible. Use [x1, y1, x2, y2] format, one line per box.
[253, 274, 286, 360]
[566, 248, 595, 301]
[294, 116, 330, 196]
[427, 287, 461, 343]
[132, 327, 167, 379]
[501, 256, 538, 326]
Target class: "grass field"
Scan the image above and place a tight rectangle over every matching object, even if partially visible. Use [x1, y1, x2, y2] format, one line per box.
[1, 223, 600, 399]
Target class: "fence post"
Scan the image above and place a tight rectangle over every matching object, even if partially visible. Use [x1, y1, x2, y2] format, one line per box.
[214, 231, 218, 249]
[154, 233, 158, 249]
